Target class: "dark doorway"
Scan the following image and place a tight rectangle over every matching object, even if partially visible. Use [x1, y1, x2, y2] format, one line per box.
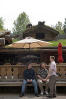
[36, 33, 45, 39]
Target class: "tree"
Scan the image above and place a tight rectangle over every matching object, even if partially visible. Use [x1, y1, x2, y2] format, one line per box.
[63, 18, 66, 34]
[13, 12, 30, 38]
[55, 21, 64, 34]
[0, 17, 4, 30]
[51, 21, 64, 34]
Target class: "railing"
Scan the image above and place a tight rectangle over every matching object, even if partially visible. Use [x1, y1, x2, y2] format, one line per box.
[0, 64, 66, 81]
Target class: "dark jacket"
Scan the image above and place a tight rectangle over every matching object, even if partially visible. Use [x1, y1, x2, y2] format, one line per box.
[24, 68, 35, 80]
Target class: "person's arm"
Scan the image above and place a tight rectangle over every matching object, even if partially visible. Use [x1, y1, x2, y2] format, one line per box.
[37, 69, 43, 79]
[43, 64, 55, 81]
[45, 74, 50, 80]
[42, 74, 50, 82]
[32, 69, 36, 79]
[37, 75, 43, 80]
[46, 69, 48, 75]
[24, 70, 27, 80]
[42, 69, 50, 81]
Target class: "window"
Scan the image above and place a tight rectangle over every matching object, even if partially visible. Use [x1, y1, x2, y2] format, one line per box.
[36, 33, 45, 39]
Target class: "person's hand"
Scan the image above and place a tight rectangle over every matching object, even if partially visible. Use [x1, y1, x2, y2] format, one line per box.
[42, 79, 46, 82]
[27, 79, 30, 82]
[37, 75, 40, 78]
[29, 79, 32, 82]
[37, 75, 43, 80]
[27, 79, 32, 82]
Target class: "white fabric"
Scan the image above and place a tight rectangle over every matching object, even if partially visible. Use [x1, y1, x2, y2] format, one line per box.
[49, 61, 57, 76]
[15, 37, 51, 44]
[8, 37, 52, 48]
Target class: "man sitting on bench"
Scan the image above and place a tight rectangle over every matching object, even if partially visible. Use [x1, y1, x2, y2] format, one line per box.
[37, 62, 49, 95]
[20, 62, 39, 97]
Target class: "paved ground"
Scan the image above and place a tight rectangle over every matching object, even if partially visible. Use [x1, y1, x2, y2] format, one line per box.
[0, 94, 66, 99]
[0, 87, 66, 99]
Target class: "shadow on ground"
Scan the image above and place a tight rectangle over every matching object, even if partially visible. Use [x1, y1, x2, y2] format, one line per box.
[0, 86, 66, 95]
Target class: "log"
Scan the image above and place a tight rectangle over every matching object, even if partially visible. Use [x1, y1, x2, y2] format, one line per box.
[0, 38, 5, 46]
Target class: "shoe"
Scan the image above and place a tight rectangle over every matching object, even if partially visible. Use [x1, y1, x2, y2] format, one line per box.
[40, 92, 43, 95]
[19, 93, 24, 97]
[47, 96, 53, 98]
[45, 91, 48, 95]
[46, 95, 53, 98]
[53, 95, 56, 98]
[35, 94, 40, 97]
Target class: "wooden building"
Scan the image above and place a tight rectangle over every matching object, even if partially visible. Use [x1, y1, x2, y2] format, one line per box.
[0, 26, 66, 87]
[0, 31, 12, 47]
[23, 22, 59, 41]
[0, 47, 66, 65]
[0, 47, 66, 87]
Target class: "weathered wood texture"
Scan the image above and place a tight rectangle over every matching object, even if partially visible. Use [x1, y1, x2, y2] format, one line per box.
[0, 31, 12, 46]
[23, 22, 59, 41]
[0, 63, 66, 86]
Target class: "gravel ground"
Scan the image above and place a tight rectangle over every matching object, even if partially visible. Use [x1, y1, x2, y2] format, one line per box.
[0, 93, 66, 99]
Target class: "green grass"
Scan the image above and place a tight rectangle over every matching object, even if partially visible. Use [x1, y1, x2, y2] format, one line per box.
[12, 39, 66, 47]
[49, 39, 66, 47]
[12, 38, 19, 43]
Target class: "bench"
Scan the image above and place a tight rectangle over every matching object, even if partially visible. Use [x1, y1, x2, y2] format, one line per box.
[0, 64, 66, 87]
[0, 79, 66, 87]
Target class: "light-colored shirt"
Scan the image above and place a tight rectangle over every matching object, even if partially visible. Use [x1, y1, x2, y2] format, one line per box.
[49, 61, 57, 76]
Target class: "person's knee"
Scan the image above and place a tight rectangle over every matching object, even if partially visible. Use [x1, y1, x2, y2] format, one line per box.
[37, 80, 42, 84]
[32, 80, 37, 86]
[38, 82, 42, 86]
[22, 80, 27, 85]
[32, 79, 36, 83]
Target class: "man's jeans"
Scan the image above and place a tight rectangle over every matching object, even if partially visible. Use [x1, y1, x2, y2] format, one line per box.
[21, 79, 38, 94]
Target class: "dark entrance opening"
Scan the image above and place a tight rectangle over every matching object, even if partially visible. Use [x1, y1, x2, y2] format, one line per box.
[36, 33, 45, 39]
